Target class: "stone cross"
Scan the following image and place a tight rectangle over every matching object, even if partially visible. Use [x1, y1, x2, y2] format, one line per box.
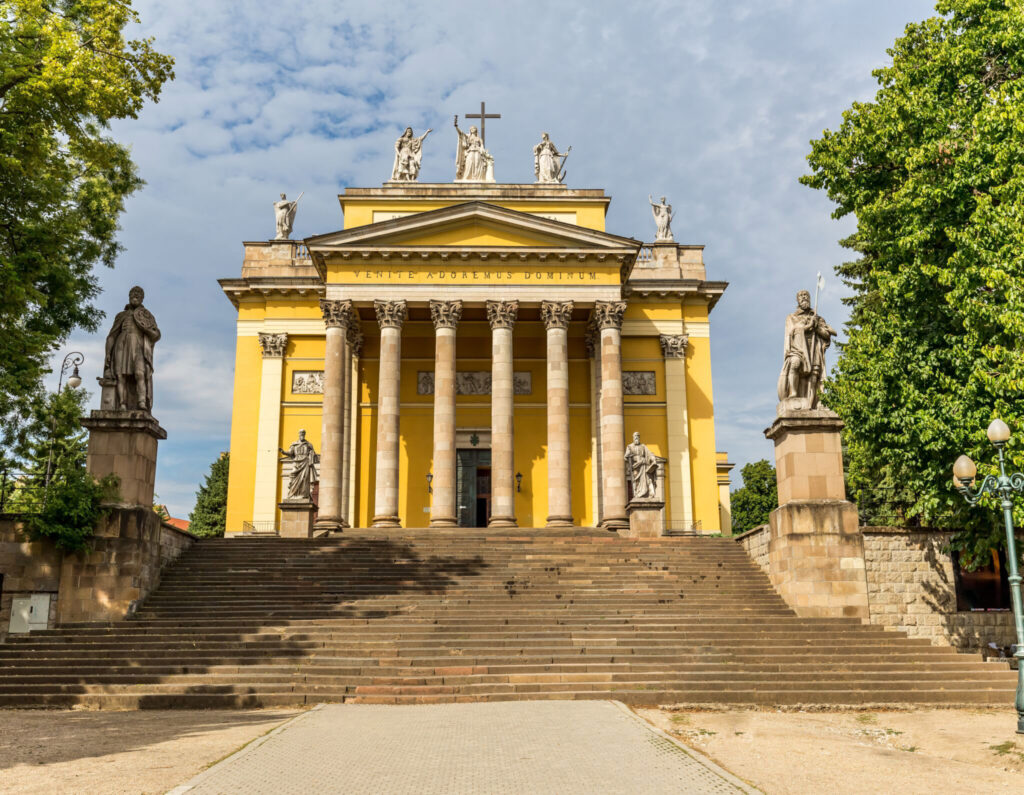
[465, 100, 500, 145]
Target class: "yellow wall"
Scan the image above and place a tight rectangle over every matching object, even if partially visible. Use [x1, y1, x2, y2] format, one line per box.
[225, 334, 262, 534]
[341, 200, 607, 231]
[683, 302, 721, 531]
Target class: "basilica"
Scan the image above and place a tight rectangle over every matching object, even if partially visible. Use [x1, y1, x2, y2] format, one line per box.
[220, 121, 732, 534]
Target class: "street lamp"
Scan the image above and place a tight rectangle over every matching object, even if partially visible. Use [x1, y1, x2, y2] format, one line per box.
[952, 418, 1024, 734]
[44, 352, 85, 491]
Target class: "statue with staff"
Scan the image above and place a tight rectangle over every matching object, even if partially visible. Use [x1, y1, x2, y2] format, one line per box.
[533, 133, 571, 184]
[777, 274, 837, 411]
[453, 115, 495, 182]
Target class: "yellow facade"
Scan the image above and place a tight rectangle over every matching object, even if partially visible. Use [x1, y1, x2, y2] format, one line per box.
[222, 182, 729, 535]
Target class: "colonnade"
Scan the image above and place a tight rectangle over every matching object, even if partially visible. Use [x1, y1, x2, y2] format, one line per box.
[312, 297, 633, 530]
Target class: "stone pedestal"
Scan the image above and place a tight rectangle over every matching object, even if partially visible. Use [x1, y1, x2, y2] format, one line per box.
[625, 500, 665, 538]
[763, 409, 869, 619]
[80, 410, 167, 508]
[279, 500, 316, 538]
[57, 410, 173, 624]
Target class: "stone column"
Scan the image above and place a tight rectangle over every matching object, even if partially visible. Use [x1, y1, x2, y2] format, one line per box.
[430, 300, 462, 527]
[487, 300, 518, 528]
[587, 323, 603, 526]
[594, 301, 628, 532]
[660, 334, 694, 530]
[372, 300, 407, 528]
[542, 301, 574, 528]
[342, 324, 362, 527]
[314, 301, 351, 533]
[252, 332, 287, 524]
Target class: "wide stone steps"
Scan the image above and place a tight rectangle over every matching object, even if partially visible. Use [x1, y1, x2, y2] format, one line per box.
[0, 533, 1016, 708]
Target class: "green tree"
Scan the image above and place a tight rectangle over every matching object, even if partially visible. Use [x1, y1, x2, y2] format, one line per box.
[801, 0, 1024, 562]
[0, 1, 173, 440]
[730, 459, 778, 533]
[189, 453, 229, 538]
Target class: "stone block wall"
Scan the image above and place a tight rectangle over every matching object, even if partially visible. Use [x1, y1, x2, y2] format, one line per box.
[735, 524, 769, 574]
[0, 518, 62, 637]
[861, 527, 1016, 650]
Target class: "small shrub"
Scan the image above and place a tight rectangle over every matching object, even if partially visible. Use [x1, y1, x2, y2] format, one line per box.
[24, 470, 119, 553]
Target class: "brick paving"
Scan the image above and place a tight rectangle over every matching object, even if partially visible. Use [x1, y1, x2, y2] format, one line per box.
[171, 701, 756, 794]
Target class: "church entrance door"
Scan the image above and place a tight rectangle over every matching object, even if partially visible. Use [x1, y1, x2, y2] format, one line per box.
[456, 449, 491, 527]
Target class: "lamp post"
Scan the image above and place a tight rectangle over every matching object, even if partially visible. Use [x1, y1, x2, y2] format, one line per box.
[952, 418, 1024, 734]
[44, 352, 84, 492]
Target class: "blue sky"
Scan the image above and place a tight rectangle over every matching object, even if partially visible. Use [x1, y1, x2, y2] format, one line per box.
[55, 0, 938, 519]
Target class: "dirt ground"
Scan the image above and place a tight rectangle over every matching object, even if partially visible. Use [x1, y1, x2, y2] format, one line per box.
[0, 708, 301, 794]
[637, 706, 1024, 794]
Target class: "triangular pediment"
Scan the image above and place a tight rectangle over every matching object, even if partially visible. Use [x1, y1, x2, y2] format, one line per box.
[306, 202, 640, 252]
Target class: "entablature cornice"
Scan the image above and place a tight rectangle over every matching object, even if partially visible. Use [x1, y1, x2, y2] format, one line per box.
[623, 279, 728, 312]
[219, 277, 325, 308]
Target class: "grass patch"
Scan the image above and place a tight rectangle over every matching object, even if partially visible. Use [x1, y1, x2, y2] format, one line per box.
[855, 713, 877, 724]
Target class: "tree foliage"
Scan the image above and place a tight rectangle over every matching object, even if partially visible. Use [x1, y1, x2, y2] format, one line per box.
[189, 453, 229, 538]
[802, 0, 1024, 561]
[0, 1, 173, 438]
[23, 466, 117, 553]
[730, 459, 778, 534]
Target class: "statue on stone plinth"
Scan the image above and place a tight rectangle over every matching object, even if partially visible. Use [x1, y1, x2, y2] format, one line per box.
[454, 116, 495, 182]
[280, 429, 319, 500]
[533, 133, 570, 184]
[103, 285, 160, 412]
[777, 289, 837, 411]
[391, 127, 432, 181]
[649, 195, 674, 242]
[274, 192, 302, 240]
[625, 432, 658, 501]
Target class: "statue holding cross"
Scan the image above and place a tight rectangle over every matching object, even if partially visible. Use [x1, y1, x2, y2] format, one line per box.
[453, 113, 496, 182]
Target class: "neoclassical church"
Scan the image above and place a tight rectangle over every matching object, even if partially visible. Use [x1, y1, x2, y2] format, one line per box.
[220, 127, 732, 534]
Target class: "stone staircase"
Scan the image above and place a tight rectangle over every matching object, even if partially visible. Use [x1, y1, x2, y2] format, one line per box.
[0, 530, 1016, 708]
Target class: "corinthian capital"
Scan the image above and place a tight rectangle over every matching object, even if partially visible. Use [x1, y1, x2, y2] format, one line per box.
[374, 299, 407, 329]
[486, 300, 519, 330]
[541, 300, 574, 330]
[592, 301, 627, 330]
[320, 299, 353, 329]
[430, 300, 463, 330]
[659, 334, 689, 359]
[257, 332, 288, 358]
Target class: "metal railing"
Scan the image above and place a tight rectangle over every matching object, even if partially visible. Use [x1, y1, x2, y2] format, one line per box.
[0, 469, 45, 514]
[663, 520, 703, 536]
[240, 520, 279, 536]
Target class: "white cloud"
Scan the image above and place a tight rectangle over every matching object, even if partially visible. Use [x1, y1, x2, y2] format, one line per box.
[50, 0, 937, 517]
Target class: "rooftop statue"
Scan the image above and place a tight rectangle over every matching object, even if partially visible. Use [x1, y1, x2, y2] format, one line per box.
[453, 115, 495, 182]
[391, 126, 432, 181]
[103, 285, 160, 412]
[533, 133, 570, 184]
[649, 195, 674, 242]
[777, 289, 837, 412]
[274, 192, 302, 240]
[280, 429, 319, 500]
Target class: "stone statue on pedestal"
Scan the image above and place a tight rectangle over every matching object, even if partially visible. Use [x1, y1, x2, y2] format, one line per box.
[274, 192, 301, 240]
[777, 289, 837, 412]
[454, 115, 495, 182]
[103, 285, 160, 412]
[649, 195, 674, 242]
[624, 432, 658, 500]
[280, 429, 319, 500]
[533, 133, 569, 184]
[391, 127, 432, 181]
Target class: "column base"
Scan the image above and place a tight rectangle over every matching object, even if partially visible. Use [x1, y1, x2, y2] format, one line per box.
[599, 516, 629, 533]
[312, 517, 345, 534]
[545, 516, 574, 529]
[429, 517, 458, 528]
[487, 516, 518, 528]
[371, 515, 402, 529]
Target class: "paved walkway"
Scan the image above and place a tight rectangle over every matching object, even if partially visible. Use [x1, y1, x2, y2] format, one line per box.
[170, 701, 756, 794]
